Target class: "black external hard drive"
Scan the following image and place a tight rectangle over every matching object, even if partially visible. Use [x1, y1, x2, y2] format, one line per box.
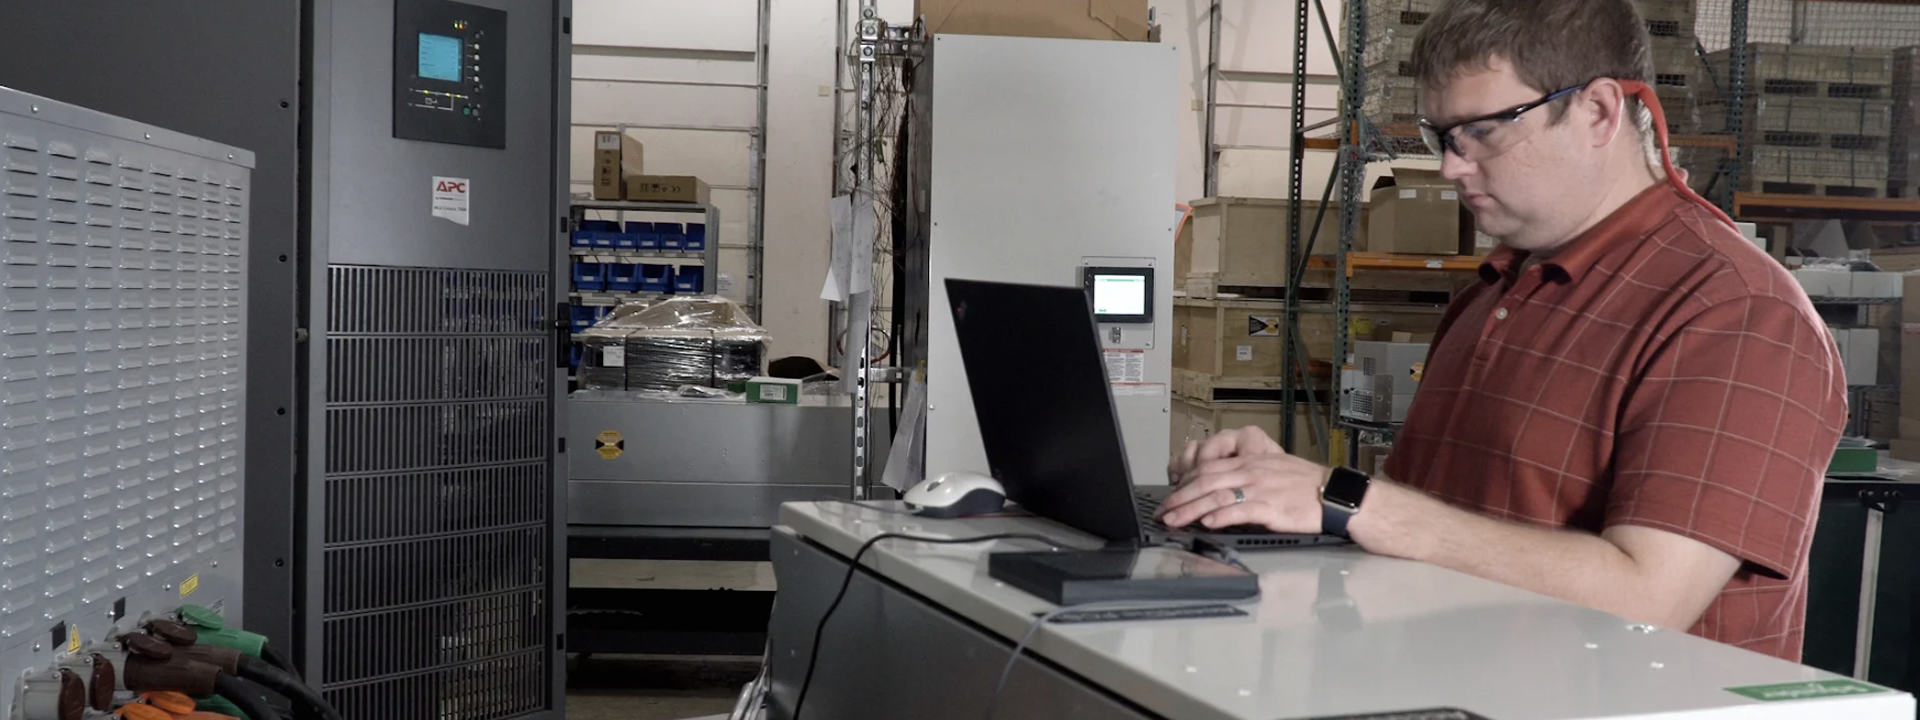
[987, 546, 1260, 606]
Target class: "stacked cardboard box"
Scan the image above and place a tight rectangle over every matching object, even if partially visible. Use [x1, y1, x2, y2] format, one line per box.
[1360, 0, 1446, 127]
[1890, 274, 1920, 459]
[1638, 0, 1703, 134]
[1701, 44, 1895, 197]
[1893, 47, 1919, 197]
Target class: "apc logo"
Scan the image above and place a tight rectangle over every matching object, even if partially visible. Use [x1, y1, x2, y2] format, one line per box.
[435, 179, 467, 194]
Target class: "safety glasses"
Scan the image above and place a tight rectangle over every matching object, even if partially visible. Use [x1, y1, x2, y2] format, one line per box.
[1418, 83, 1588, 160]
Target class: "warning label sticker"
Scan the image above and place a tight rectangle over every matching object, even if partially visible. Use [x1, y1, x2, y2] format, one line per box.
[1103, 349, 1145, 384]
[1247, 315, 1280, 337]
[595, 430, 625, 460]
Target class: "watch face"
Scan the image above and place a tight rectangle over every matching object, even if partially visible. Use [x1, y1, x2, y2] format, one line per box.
[1324, 467, 1370, 510]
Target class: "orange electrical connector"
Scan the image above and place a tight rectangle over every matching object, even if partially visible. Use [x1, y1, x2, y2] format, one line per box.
[113, 704, 172, 720]
[145, 691, 197, 715]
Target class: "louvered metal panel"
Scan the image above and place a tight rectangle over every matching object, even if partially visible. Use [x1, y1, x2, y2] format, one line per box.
[0, 88, 250, 713]
[320, 265, 552, 719]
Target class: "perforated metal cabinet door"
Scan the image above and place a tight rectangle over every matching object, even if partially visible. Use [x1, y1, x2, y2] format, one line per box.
[302, 1, 567, 718]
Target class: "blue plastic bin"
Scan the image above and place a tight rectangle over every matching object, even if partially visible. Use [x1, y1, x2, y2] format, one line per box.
[638, 264, 673, 293]
[616, 221, 650, 250]
[570, 304, 599, 332]
[655, 222, 685, 251]
[573, 262, 606, 291]
[673, 265, 706, 294]
[576, 220, 619, 248]
[606, 262, 640, 292]
[682, 223, 707, 252]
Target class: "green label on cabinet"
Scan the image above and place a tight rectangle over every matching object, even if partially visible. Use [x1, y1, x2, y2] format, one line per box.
[1725, 679, 1887, 702]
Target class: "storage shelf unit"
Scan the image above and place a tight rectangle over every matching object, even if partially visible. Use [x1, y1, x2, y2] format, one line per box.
[564, 200, 722, 382]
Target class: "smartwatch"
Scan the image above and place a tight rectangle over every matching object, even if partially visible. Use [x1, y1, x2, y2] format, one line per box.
[1319, 466, 1372, 539]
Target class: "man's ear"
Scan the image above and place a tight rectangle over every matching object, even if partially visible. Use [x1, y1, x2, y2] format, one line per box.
[1579, 78, 1630, 149]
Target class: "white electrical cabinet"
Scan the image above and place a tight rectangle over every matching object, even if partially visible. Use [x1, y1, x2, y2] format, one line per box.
[904, 33, 1177, 485]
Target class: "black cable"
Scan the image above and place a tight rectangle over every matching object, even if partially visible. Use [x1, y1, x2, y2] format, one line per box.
[789, 532, 1069, 720]
[237, 655, 344, 720]
[259, 644, 302, 682]
[214, 673, 285, 720]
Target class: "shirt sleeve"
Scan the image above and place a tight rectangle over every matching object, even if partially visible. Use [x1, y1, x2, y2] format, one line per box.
[1604, 295, 1846, 579]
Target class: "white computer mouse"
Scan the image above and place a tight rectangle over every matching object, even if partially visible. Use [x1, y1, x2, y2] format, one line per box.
[903, 471, 1007, 519]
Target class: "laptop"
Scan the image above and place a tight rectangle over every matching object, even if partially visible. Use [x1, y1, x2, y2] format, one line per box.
[943, 277, 1347, 551]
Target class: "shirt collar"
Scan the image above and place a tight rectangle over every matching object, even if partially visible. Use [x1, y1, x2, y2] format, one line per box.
[1475, 183, 1688, 286]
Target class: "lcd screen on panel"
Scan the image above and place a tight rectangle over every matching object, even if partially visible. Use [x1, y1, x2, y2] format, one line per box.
[1092, 274, 1148, 317]
[418, 33, 463, 82]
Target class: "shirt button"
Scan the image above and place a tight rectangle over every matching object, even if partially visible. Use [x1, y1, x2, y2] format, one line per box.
[1495, 308, 1509, 320]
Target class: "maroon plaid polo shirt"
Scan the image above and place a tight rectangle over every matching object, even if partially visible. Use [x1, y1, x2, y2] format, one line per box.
[1383, 183, 1847, 661]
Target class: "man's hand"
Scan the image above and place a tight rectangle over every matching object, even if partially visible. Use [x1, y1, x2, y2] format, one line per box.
[1168, 426, 1283, 482]
[1159, 450, 1331, 533]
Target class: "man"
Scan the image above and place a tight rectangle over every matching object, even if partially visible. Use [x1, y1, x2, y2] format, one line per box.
[1158, 0, 1846, 662]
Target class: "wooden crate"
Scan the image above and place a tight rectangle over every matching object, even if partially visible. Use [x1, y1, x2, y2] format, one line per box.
[1175, 299, 1288, 378]
[1171, 396, 1332, 465]
[1175, 299, 1447, 378]
[1184, 266, 1472, 302]
[1185, 197, 1345, 292]
[1172, 368, 1334, 404]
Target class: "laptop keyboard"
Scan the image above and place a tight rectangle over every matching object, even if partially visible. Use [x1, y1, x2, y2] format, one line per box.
[1133, 489, 1270, 535]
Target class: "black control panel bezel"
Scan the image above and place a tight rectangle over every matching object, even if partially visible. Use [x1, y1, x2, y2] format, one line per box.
[392, 0, 507, 148]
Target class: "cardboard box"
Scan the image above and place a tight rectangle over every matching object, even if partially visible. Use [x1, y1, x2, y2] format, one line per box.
[1171, 396, 1331, 465]
[593, 131, 645, 200]
[1845, 328, 1880, 385]
[1186, 198, 1342, 290]
[1357, 444, 1391, 476]
[1892, 438, 1920, 463]
[1465, 230, 1498, 257]
[1792, 268, 1849, 298]
[1904, 273, 1920, 319]
[623, 175, 711, 204]
[917, 0, 1151, 42]
[746, 377, 801, 404]
[1367, 169, 1473, 255]
[1850, 272, 1903, 298]
[1903, 326, 1920, 418]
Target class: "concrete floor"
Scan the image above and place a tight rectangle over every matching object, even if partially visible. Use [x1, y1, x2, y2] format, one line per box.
[565, 560, 769, 719]
[565, 652, 761, 720]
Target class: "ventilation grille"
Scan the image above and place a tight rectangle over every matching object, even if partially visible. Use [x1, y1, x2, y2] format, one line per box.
[327, 337, 549, 404]
[328, 265, 547, 335]
[324, 648, 547, 720]
[325, 400, 547, 475]
[323, 521, 544, 616]
[326, 464, 549, 545]
[322, 589, 545, 682]
[321, 265, 551, 718]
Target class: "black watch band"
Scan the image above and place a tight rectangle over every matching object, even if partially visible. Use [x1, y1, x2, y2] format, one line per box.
[1320, 466, 1372, 539]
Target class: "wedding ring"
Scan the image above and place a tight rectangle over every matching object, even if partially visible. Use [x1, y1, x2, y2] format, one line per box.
[1230, 487, 1247, 505]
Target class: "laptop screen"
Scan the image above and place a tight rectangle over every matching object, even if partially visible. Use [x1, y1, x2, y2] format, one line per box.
[943, 278, 1145, 545]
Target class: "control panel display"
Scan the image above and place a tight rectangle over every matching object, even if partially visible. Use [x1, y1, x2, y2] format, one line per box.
[393, 0, 506, 149]
[417, 33, 464, 82]
[1082, 266, 1154, 324]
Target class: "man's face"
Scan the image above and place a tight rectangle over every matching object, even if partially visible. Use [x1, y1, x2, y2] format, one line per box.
[1420, 58, 1595, 253]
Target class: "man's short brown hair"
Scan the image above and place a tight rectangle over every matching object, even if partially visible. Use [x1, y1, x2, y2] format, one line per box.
[1410, 0, 1655, 122]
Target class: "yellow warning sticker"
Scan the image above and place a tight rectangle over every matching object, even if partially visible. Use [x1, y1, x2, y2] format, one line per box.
[180, 574, 199, 598]
[67, 624, 79, 654]
[595, 430, 625, 460]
